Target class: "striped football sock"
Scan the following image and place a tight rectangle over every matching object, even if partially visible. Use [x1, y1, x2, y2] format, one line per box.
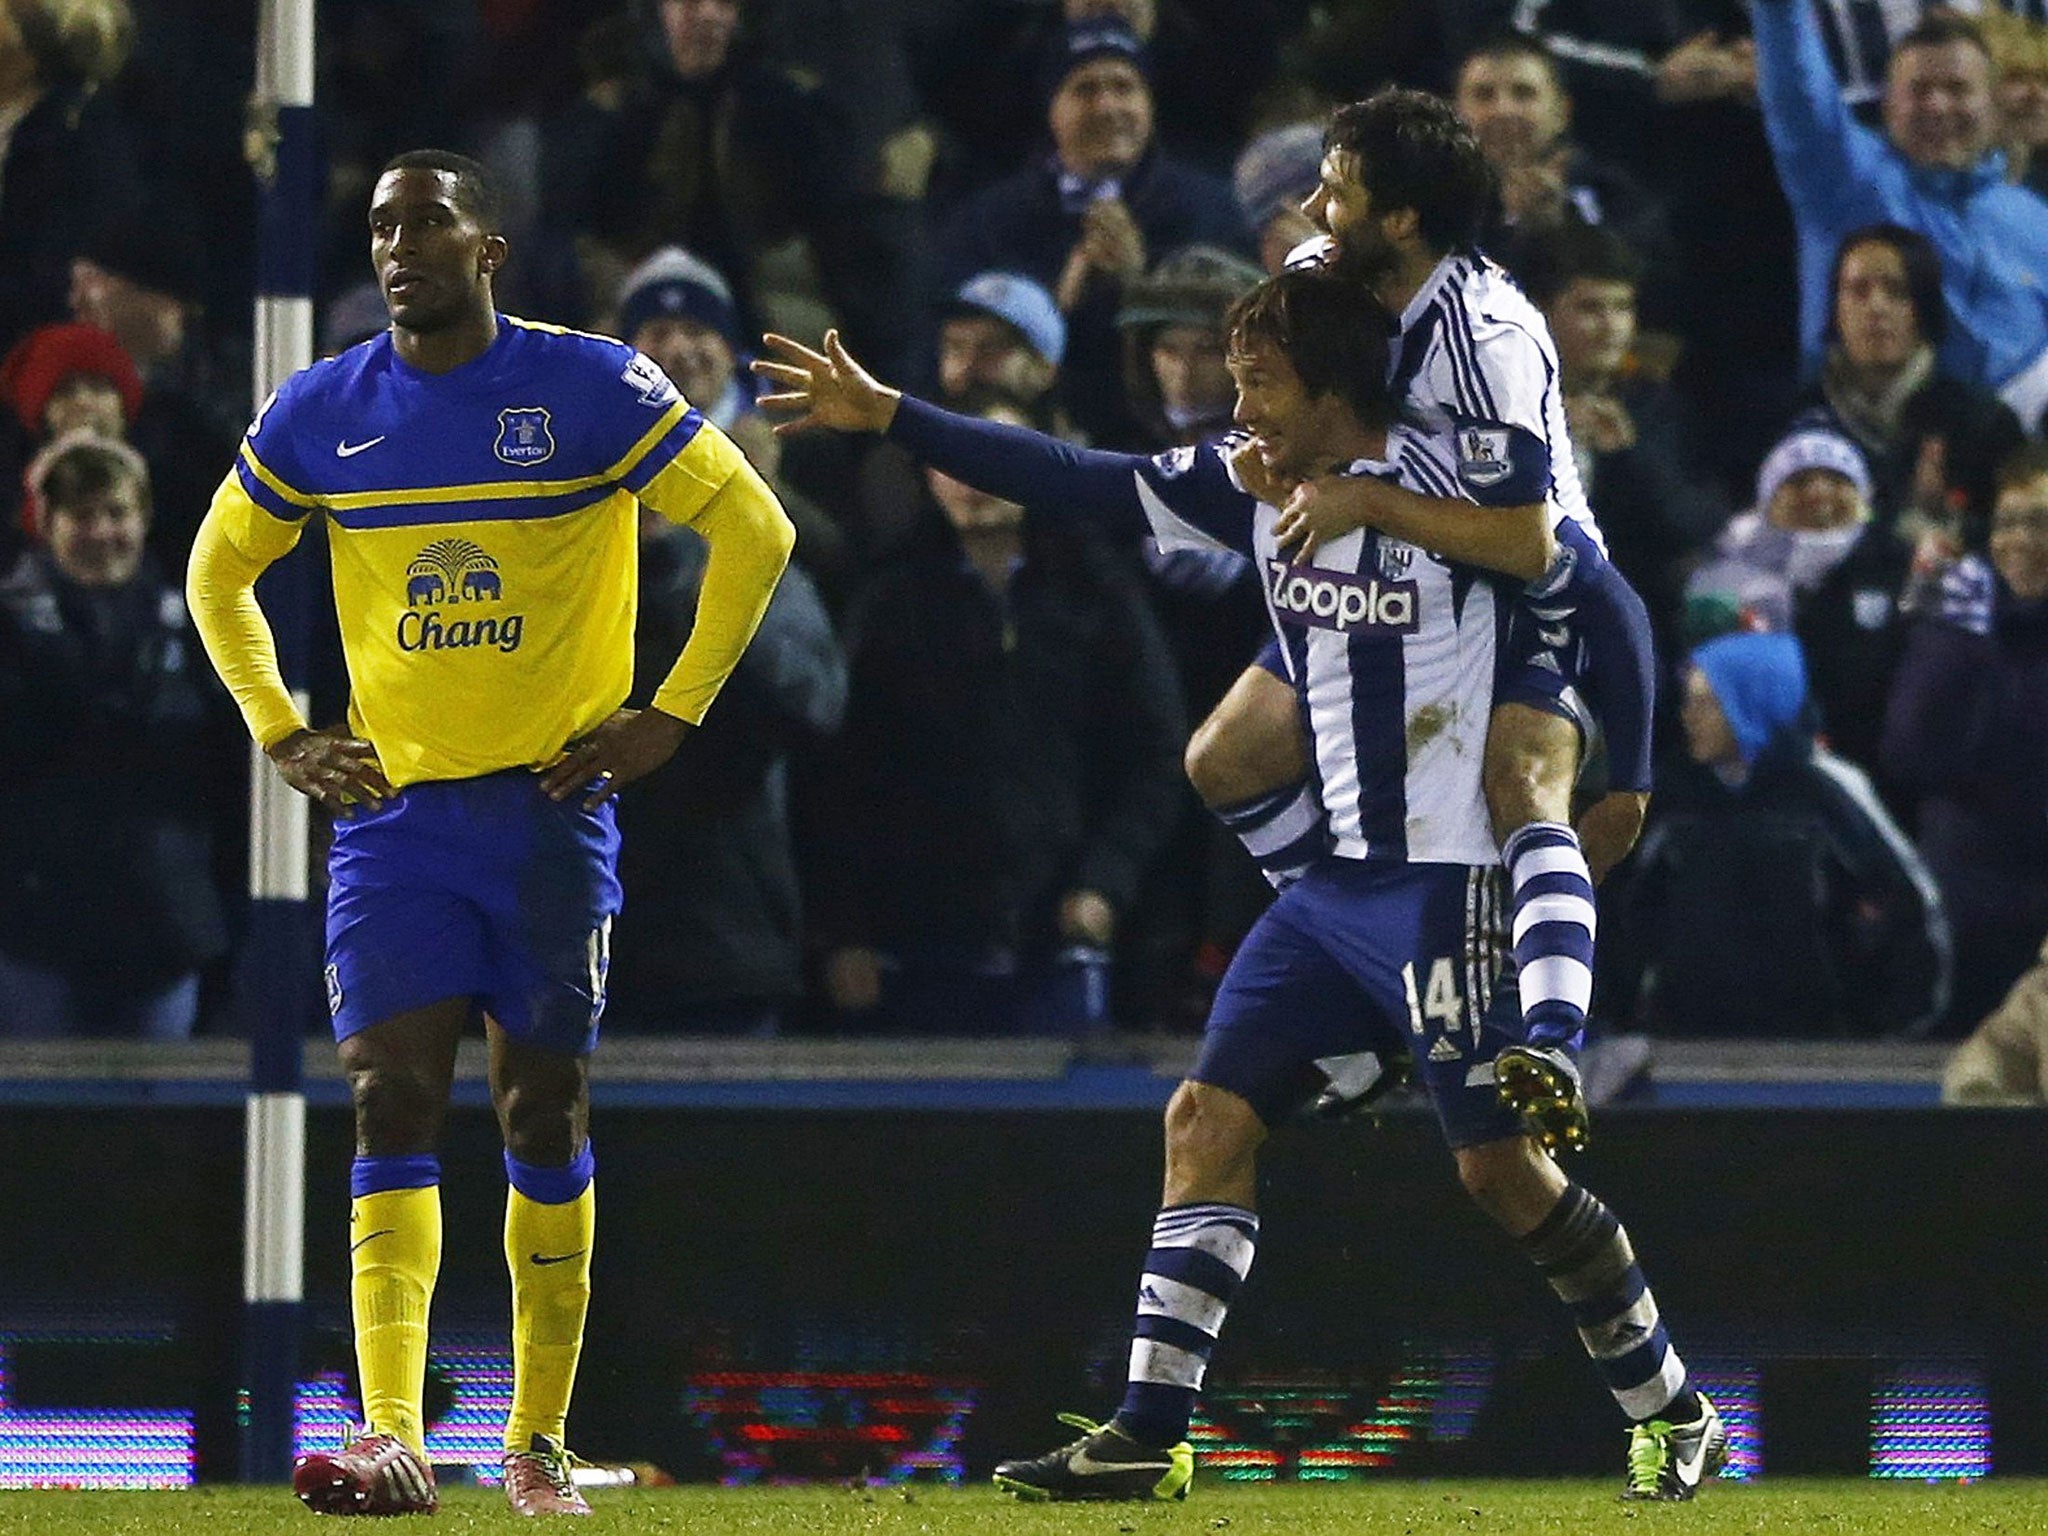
[1521, 1182, 1700, 1424]
[349, 1155, 443, 1459]
[1502, 821, 1596, 1054]
[1115, 1203, 1259, 1447]
[1215, 782, 1329, 890]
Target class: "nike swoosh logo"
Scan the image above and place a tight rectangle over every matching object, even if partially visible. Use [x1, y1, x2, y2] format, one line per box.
[350, 1228, 396, 1254]
[336, 436, 387, 457]
[530, 1249, 587, 1267]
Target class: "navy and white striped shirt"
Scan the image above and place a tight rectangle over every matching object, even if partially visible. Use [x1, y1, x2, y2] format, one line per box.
[884, 398, 1509, 867]
[1390, 251, 1609, 599]
[1135, 431, 1505, 867]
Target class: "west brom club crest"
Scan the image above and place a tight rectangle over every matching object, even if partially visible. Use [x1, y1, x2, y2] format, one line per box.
[495, 406, 556, 466]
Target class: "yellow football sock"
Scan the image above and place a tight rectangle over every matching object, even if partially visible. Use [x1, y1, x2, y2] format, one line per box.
[349, 1184, 442, 1459]
[503, 1178, 594, 1452]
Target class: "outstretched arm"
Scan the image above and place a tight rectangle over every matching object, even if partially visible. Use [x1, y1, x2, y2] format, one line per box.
[753, 331, 1159, 541]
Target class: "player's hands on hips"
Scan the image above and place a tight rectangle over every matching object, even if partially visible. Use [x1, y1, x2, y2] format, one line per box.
[752, 330, 901, 436]
[266, 727, 394, 814]
[1274, 476, 1383, 563]
[539, 707, 691, 809]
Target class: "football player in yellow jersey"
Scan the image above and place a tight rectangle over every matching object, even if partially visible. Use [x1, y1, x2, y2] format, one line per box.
[186, 150, 794, 1516]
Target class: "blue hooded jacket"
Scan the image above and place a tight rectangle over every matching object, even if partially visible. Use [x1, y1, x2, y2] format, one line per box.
[1755, 0, 2048, 390]
[1692, 630, 1810, 768]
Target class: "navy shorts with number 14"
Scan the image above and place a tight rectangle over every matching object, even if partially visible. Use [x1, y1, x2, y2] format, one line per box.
[1194, 857, 1526, 1148]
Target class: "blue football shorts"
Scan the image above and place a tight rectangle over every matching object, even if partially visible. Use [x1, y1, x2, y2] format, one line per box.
[1193, 857, 1527, 1147]
[324, 769, 622, 1055]
[1496, 547, 1657, 796]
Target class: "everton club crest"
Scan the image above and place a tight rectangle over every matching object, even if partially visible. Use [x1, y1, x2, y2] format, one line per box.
[495, 406, 556, 467]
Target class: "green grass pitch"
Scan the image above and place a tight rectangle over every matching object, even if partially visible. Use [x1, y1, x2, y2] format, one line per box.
[0, 1480, 2040, 1534]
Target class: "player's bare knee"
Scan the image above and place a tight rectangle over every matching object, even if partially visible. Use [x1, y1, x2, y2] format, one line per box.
[346, 1061, 445, 1155]
[496, 1081, 585, 1167]
[1183, 714, 1233, 807]
[1186, 714, 1283, 809]
[1163, 1082, 1265, 1191]
[1483, 711, 1577, 836]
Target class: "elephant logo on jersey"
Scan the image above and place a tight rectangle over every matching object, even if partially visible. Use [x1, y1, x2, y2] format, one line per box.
[1456, 425, 1512, 490]
[398, 539, 525, 654]
[406, 539, 500, 605]
[495, 406, 556, 466]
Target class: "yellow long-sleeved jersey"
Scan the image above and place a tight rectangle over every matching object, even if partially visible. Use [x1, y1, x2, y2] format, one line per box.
[186, 316, 794, 787]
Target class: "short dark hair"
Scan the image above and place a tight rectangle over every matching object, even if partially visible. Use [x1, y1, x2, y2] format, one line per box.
[1324, 89, 1497, 255]
[377, 149, 504, 231]
[1515, 223, 1645, 308]
[1457, 30, 1563, 91]
[1225, 267, 1392, 427]
[1894, 13, 1992, 64]
[1828, 223, 1948, 349]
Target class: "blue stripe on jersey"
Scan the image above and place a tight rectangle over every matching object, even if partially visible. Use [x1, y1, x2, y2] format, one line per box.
[1446, 280, 1501, 418]
[1353, 544, 1409, 859]
[235, 455, 310, 524]
[1429, 301, 1478, 419]
[617, 406, 706, 494]
[1449, 566, 1481, 624]
[1390, 303, 1441, 407]
[1397, 443, 1458, 500]
[324, 480, 617, 531]
[1281, 618, 1311, 691]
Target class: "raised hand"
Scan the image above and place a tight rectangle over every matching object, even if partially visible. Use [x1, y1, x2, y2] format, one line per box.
[751, 330, 902, 436]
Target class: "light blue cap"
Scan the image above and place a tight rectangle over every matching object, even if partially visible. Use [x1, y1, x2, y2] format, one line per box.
[945, 271, 1067, 368]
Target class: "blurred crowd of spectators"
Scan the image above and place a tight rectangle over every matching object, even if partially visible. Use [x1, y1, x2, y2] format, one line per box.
[2, 0, 2046, 1057]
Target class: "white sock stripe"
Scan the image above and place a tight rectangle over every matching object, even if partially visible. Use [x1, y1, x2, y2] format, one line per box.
[1137, 1272, 1231, 1336]
[1511, 846, 1591, 887]
[1615, 1349, 1690, 1422]
[1151, 1207, 1257, 1239]
[1504, 822, 1575, 863]
[1129, 1337, 1209, 1389]
[1149, 1224, 1257, 1280]
[1520, 955, 1593, 1014]
[1581, 1290, 1661, 1361]
[1156, 1202, 1258, 1224]
[1234, 787, 1325, 857]
[1513, 892, 1597, 946]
